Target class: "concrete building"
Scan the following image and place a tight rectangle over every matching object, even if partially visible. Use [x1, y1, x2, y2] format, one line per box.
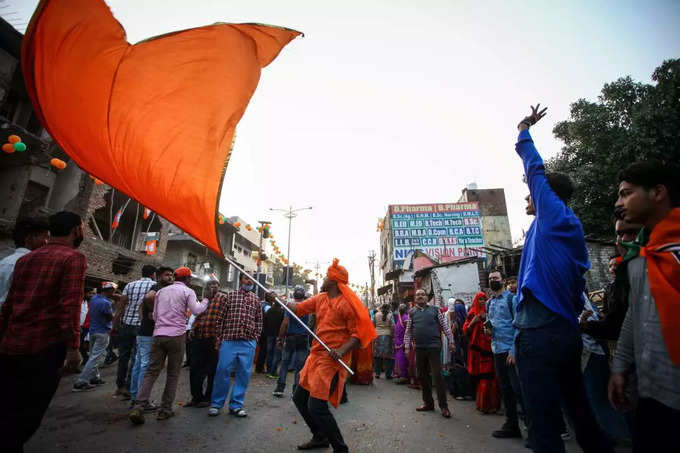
[379, 187, 512, 281]
[458, 186, 513, 249]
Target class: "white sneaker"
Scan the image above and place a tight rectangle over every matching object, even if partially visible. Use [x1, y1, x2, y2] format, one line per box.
[561, 432, 572, 441]
[208, 407, 220, 417]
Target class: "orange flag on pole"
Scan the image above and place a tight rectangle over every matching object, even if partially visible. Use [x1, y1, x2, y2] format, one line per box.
[22, 0, 301, 255]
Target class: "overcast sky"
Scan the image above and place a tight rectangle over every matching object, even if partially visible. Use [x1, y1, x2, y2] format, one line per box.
[4, 0, 680, 287]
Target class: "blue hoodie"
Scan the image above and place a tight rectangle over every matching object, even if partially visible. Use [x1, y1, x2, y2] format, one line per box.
[515, 129, 589, 325]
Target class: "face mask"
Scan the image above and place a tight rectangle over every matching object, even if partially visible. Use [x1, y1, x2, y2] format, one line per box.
[242, 284, 254, 292]
[489, 281, 503, 291]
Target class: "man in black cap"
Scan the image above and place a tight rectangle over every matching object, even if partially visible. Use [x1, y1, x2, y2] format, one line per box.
[273, 286, 310, 397]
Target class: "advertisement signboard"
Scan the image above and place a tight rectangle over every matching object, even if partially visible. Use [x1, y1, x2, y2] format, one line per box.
[390, 202, 484, 268]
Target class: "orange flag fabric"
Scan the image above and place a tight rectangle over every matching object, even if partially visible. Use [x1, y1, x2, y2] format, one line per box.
[639, 208, 680, 365]
[22, 0, 301, 255]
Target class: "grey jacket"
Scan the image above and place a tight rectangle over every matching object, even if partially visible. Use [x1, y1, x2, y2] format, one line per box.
[612, 256, 680, 410]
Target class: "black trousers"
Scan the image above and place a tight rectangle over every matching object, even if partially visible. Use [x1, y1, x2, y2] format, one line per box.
[255, 331, 268, 372]
[293, 375, 348, 453]
[494, 351, 524, 428]
[633, 397, 680, 453]
[0, 342, 67, 453]
[116, 324, 138, 389]
[189, 337, 219, 402]
[516, 317, 613, 453]
[416, 348, 448, 409]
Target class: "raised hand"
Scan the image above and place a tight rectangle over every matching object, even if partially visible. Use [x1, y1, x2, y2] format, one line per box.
[518, 103, 548, 130]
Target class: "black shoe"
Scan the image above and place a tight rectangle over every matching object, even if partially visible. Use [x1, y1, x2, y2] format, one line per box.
[72, 382, 96, 392]
[273, 384, 285, 397]
[492, 427, 522, 438]
[297, 437, 330, 450]
[89, 378, 106, 385]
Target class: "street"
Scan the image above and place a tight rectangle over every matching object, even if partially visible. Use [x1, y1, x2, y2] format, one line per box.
[26, 364, 603, 453]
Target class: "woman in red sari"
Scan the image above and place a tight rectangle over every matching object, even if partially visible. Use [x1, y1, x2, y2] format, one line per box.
[463, 292, 500, 413]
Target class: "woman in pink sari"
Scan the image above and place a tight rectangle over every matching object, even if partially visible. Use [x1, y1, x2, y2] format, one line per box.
[393, 304, 409, 384]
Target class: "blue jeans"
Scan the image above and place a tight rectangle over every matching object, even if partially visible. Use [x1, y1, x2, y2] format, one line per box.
[515, 316, 614, 453]
[129, 336, 153, 400]
[211, 340, 256, 410]
[583, 352, 629, 441]
[277, 337, 309, 391]
[265, 336, 281, 375]
[76, 333, 109, 384]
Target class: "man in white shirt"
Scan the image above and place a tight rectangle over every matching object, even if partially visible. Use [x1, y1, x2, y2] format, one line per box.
[0, 217, 50, 306]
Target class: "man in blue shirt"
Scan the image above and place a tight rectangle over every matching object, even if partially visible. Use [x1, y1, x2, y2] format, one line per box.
[513, 105, 613, 453]
[273, 285, 310, 398]
[73, 283, 115, 391]
[486, 269, 523, 439]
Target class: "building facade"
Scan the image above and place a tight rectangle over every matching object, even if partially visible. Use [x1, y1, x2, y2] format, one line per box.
[379, 188, 512, 282]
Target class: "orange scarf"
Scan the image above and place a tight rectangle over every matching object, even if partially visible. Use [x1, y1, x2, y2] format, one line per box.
[639, 208, 680, 365]
[327, 258, 377, 348]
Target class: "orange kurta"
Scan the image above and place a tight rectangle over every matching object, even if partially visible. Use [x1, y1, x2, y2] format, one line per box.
[296, 293, 359, 407]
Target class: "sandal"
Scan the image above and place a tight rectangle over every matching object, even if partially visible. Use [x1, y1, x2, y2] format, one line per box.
[229, 408, 248, 417]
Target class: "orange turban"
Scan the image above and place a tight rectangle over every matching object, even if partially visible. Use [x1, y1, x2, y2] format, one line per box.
[327, 258, 377, 348]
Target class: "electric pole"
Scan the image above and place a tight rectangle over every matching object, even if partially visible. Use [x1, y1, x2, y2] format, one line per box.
[368, 250, 376, 309]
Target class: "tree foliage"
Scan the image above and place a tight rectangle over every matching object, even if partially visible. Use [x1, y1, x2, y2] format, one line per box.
[270, 260, 311, 287]
[548, 59, 680, 239]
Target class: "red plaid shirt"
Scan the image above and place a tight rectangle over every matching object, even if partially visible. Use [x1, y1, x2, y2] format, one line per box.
[214, 289, 262, 344]
[191, 292, 227, 339]
[0, 241, 86, 354]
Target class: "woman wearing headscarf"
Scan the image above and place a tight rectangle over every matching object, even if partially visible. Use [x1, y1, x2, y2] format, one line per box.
[373, 304, 395, 379]
[393, 304, 410, 384]
[445, 298, 473, 399]
[463, 292, 500, 413]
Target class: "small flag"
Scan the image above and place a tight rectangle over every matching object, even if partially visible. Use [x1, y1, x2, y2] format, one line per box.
[112, 209, 122, 229]
[145, 240, 157, 255]
[143, 207, 152, 219]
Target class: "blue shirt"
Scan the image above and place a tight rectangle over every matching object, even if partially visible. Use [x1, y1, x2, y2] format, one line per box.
[286, 311, 310, 335]
[88, 294, 113, 334]
[515, 129, 589, 326]
[487, 290, 517, 354]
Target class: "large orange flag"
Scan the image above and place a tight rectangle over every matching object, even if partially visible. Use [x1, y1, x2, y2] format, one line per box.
[22, 0, 300, 254]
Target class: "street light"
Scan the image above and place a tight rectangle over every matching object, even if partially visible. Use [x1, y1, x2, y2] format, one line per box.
[269, 206, 312, 298]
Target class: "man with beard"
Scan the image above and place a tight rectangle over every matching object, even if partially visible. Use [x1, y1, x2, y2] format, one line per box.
[283, 259, 376, 452]
[0, 211, 87, 453]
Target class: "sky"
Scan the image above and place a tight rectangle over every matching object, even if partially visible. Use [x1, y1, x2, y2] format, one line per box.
[3, 0, 680, 287]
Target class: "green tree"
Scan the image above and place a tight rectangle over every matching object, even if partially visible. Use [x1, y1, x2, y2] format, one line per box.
[271, 260, 311, 287]
[548, 59, 680, 239]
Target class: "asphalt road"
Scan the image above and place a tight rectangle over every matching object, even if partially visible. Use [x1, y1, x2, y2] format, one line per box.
[27, 363, 620, 453]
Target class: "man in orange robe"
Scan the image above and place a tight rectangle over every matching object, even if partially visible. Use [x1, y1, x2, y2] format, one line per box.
[284, 259, 376, 452]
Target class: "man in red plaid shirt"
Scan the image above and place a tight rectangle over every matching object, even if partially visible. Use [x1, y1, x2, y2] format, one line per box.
[187, 277, 226, 407]
[0, 211, 87, 453]
[208, 272, 263, 417]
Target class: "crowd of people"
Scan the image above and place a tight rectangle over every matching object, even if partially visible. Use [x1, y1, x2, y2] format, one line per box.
[0, 106, 677, 453]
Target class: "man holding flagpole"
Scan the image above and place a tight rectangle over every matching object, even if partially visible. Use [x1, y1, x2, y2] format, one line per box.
[283, 259, 376, 453]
